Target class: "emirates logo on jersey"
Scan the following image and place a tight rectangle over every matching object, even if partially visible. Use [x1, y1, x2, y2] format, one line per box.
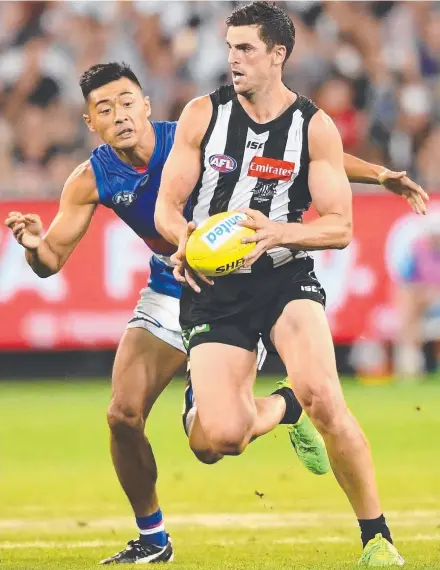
[248, 156, 295, 181]
[209, 154, 237, 173]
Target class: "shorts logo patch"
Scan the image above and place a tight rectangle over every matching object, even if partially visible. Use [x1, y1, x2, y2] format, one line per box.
[201, 213, 246, 251]
[209, 154, 237, 173]
[191, 324, 210, 335]
[301, 285, 319, 293]
[182, 324, 211, 349]
[112, 190, 137, 207]
[248, 156, 295, 181]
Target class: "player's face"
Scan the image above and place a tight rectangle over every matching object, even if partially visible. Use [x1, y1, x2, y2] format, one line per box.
[226, 25, 286, 97]
[84, 78, 151, 150]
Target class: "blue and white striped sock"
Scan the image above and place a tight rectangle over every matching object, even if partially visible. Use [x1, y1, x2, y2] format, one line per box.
[136, 509, 167, 547]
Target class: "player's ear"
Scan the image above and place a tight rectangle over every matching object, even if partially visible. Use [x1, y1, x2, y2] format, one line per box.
[83, 113, 95, 132]
[144, 96, 152, 119]
[272, 44, 286, 67]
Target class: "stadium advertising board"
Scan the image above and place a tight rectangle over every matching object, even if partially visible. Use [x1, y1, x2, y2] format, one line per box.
[0, 196, 438, 349]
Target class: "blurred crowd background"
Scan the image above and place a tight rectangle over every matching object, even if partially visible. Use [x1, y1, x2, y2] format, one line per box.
[1, 0, 440, 199]
[1, 1, 440, 380]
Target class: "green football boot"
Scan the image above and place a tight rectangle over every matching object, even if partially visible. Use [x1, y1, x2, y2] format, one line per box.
[358, 534, 405, 566]
[276, 378, 330, 476]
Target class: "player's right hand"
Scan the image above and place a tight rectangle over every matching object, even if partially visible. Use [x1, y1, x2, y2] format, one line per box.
[171, 222, 213, 293]
[4, 212, 43, 251]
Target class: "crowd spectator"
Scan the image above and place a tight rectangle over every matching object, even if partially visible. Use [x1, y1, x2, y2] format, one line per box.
[1, 0, 439, 199]
[395, 214, 440, 378]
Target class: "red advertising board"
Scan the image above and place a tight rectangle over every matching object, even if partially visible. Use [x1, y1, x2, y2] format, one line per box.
[0, 196, 439, 349]
[0, 203, 151, 349]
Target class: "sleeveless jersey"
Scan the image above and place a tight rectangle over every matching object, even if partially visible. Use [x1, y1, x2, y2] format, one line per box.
[90, 120, 183, 299]
[190, 85, 318, 272]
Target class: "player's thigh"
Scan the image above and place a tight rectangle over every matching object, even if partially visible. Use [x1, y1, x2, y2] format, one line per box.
[190, 342, 257, 443]
[111, 287, 187, 418]
[112, 328, 186, 418]
[270, 299, 346, 425]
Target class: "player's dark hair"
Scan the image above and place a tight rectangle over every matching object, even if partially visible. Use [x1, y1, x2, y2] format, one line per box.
[226, 1, 295, 67]
[79, 62, 142, 100]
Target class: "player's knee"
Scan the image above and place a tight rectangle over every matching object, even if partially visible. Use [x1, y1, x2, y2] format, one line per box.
[107, 400, 144, 437]
[208, 426, 250, 456]
[192, 448, 223, 465]
[189, 438, 223, 464]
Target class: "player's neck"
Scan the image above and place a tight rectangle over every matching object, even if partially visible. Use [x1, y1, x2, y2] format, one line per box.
[237, 82, 296, 124]
[113, 121, 156, 168]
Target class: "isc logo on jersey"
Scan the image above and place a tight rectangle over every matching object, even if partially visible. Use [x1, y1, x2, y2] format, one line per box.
[209, 154, 237, 173]
[186, 211, 256, 277]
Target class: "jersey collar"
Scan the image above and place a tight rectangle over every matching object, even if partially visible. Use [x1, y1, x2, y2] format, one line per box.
[234, 92, 301, 135]
[109, 121, 160, 175]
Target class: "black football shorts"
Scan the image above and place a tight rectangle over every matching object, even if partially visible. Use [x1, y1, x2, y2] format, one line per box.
[180, 256, 325, 354]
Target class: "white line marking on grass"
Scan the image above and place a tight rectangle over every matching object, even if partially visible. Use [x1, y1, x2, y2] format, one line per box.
[1, 535, 440, 550]
[0, 541, 122, 550]
[0, 540, 121, 550]
[274, 534, 440, 545]
[0, 510, 439, 531]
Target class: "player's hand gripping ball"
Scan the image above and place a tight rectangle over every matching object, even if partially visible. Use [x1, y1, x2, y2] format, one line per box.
[186, 211, 256, 276]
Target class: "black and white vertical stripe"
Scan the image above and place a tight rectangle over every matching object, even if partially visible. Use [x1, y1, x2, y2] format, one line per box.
[192, 88, 318, 271]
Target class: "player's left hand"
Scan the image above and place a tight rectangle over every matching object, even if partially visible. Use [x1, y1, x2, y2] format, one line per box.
[171, 222, 213, 293]
[238, 208, 285, 267]
[378, 169, 428, 215]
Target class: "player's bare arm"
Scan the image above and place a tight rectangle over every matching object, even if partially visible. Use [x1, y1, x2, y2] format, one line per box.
[240, 111, 352, 266]
[155, 96, 212, 245]
[4, 161, 98, 277]
[155, 96, 212, 291]
[343, 152, 428, 215]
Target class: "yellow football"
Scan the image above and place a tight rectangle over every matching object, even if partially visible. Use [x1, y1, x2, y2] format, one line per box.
[186, 211, 256, 277]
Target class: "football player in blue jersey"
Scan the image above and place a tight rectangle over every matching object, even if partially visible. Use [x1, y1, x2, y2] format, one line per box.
[5, 62, 427, 565]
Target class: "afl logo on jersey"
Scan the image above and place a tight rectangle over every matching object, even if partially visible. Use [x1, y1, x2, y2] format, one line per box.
[209, 154, 237, 173]
[112, 190, 138, 207]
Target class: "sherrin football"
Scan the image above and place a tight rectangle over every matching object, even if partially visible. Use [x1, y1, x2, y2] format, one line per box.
[186, 211, 256, 277]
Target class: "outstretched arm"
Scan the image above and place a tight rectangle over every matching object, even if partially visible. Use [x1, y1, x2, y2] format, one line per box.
[343, 153, 428, 215]
[5, 161, 98, 277]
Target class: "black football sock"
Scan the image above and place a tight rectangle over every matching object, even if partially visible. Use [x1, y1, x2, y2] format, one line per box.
[358, 514, 393, 547]
[272, 386, 303, 424]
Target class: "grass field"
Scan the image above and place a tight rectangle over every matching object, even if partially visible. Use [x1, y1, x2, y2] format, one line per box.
[1, 377, 440, 569]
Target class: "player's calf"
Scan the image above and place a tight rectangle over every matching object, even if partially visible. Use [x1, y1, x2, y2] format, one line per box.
[298, 381, 370, 461]
[297, 381, 344, 436]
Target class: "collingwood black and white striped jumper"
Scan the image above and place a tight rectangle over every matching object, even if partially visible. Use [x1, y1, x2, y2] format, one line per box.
[190, 85, 319, 272]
